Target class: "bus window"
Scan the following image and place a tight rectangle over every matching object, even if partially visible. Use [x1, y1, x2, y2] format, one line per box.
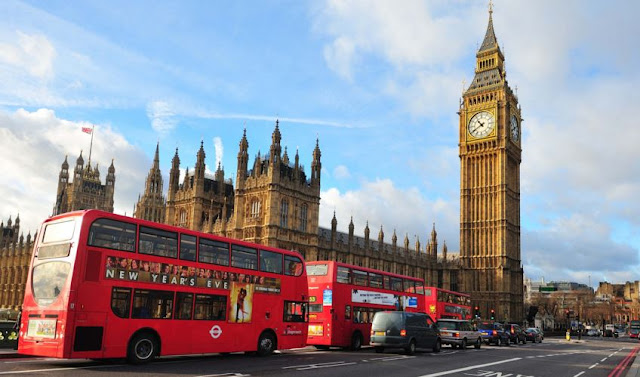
[199, 239, 229, 266]
[259, 250, 283, 274]
[175, 292, 194, 320]
[284, 301, 307, 322]
[42, 220, 75, 243]
[139, 226, 178, 258]
[180, 234, 197, 261]
[88, 218, 136, 252]
[336, 266, 350, 283]
[369, 273, 383, 288]
[390, 277, 403, 292]
[352, 270, 367, 287]
[383, 275, 390, 289]
[284, 256, 303, 276]
[111, 287, 131, 318]
[194, 294, 227, 320]
[232, 245, 258, 270]
[345, 305, 351, 320]
[404, 279, 416, 293]
[132, 289, 174, 319]
[306, 264, 328, 276]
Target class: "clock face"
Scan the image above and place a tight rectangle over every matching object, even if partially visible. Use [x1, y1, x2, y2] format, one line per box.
[510, 115, 519, 141]
[468, 111, 495, 138]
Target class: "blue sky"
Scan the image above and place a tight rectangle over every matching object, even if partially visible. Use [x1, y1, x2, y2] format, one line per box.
[1, 0, 639, 288]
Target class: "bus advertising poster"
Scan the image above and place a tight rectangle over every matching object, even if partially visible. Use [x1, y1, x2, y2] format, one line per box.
[229, 282, 254, 324]
[351, 289, 418, 309]
[105, 256, 281, 294]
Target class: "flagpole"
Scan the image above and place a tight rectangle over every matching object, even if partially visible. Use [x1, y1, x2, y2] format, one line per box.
[88, 124, 95, 165]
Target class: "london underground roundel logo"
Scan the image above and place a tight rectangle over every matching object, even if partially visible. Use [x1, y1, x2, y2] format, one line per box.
[209, 325, 222, 339]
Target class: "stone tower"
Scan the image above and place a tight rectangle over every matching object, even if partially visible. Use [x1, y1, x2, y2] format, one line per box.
[458, 4, 523, 321]
[53, 152, 115, 215]
[134, 142, 166, 223]
[225, 121, 321, 260]
[165, 142, 234, 231]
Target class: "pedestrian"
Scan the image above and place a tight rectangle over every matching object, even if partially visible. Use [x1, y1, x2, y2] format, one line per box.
[13, 307, 22, 350]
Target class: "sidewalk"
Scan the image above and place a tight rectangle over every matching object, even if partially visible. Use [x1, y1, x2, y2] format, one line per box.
[626, 350, 640, 377]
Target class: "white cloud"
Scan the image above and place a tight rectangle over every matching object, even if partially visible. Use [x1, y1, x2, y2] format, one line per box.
[213, 137, 224, 169]
[320, 179, 458, 252]
[323, 37, 356, 81]
[146, 100, 177, 134]
[0, 108, 149, 234]
[0, 31, 56, 80]
[333, 165, 351, 179]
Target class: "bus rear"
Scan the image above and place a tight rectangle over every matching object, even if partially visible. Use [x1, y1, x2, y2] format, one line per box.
[19, 211, 84, 358]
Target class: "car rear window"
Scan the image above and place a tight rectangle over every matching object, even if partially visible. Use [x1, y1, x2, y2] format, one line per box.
[478, 322, 493, 330]
[437, 321, 459, 330]
[372, 312, 403, 329]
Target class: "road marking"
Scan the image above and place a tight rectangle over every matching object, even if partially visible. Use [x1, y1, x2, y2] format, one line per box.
[0, 363, 125, 375]
[601, 358, 608, 362]
[283, 361, 357, 371]
[365, 355, 415, 362]
[417, 357, 522, 377]
[574, 372, 585, 377]
[589, 363, 599, 369]
[195, 374, 249, 377]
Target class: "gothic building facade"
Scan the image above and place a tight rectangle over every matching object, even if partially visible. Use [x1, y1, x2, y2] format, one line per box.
[0, 215, 33, 310]
[134, 143, 167, 223]
[458, 5, 524, 321]
[53, 152, 115, 215]
[134, 121, 461, 291]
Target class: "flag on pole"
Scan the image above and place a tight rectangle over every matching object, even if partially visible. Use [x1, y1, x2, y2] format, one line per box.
[82, 127, 93, 134]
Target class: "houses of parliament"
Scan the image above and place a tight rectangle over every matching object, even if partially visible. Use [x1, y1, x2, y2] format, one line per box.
[1, 6, 524, 321]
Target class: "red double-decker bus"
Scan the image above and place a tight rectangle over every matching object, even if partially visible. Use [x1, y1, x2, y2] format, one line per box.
[422, 287, 471, 320]
[18, 210, 308, 363]
[305, 261, 425, 350]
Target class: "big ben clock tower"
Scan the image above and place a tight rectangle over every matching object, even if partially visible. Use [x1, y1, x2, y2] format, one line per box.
[459, 3, 523, 322]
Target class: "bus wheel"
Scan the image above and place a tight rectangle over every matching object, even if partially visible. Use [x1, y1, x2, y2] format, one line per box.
[350, 332, 362, 351]
[127, 333, 157, 364]
[257, 331, 276, 356]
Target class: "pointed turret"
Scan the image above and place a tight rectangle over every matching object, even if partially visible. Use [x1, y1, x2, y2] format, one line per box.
[269, 120, 282, 164]
[195, 140, 206, 182]
[478, 2, 499, 53]
[378, 225, 384, 252]
[392, 229, 398, 247]
[168, 148, 180, 200]
[282, 146, 289, 165]
[466, 1, 505, 93]
[237, 129, 249, 188]
[404, 234, 410, 251]
[331, 211, 338, 232]
[311, 138, 321, 187]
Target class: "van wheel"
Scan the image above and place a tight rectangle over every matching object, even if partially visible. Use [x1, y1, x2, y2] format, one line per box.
[433, 338, 441, 353]
[405, 339, 416, 355]
[127, 332, 157, 364]
[374, 346, 384, 353]
[350, 332, 362, 351]
[460, 339, 467, 350]
[474, 337, 482, 349]
[257, 331, 276, 356]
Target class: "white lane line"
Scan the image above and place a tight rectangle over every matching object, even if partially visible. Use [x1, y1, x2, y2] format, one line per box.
[610, 353, 616, 357]
[601, 358, 607, 362]
[2, 358, 58, 364]
[417, 357, 522, 377]
[0, 363, 125, 375]
[283, 361, 357, 371]
[195, 374, 249, 377]
[574, 372, 585, 377]
[589, 363, 599, 369]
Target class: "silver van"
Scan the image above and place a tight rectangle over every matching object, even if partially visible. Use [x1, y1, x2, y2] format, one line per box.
[370, 311, 441, 354]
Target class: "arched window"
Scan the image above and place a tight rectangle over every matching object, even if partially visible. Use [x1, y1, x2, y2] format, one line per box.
[178, 209, 188, 227]
[299, 204, 308, 232]
[280, 199, 289, 228]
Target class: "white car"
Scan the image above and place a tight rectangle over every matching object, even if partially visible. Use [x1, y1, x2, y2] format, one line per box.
[436, 319, 483, 349]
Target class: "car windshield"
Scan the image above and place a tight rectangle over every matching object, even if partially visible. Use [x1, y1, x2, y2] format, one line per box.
[437, 321, 459, 330]
[478, 322, 494, 330]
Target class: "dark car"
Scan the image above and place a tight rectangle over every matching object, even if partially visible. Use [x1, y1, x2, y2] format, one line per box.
[370, 311, 441, 355]
[524, 328, 543, 343]
[504, 324, 527, 344]
[477, 321, 510, 346]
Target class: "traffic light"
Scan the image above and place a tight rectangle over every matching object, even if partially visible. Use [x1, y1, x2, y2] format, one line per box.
[490, 309, 495, 320]
[474, 306, 480, 318]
